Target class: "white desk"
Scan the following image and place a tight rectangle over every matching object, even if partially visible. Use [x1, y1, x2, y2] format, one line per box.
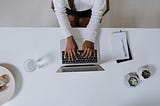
[0, 28, 160, 106]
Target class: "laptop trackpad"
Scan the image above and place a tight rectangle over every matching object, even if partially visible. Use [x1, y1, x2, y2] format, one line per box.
[57, 65, 104, 73]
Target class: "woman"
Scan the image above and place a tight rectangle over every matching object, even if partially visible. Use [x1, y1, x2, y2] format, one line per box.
[53, 0, 108, 61]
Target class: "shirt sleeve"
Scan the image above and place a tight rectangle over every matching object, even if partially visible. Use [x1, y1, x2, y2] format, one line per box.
[53, 0, 73, 38]
[83, 0, 106, 43]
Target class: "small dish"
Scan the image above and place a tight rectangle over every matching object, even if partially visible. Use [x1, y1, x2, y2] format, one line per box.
[0, 66, 15, 105]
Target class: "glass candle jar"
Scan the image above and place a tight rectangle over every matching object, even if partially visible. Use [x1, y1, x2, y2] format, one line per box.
[124, 72, 140, 87]
[137, 64, 153, 80]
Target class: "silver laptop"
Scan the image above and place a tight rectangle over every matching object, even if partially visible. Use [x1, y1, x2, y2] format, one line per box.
[57, 38, 104, 72]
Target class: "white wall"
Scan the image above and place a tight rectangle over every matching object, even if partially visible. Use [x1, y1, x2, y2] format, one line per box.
[0, 0, 160, 27]
[0, 0, 57, 27]
[105, 0, 160, 28]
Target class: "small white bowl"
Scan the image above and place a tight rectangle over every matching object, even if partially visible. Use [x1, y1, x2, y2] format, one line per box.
[0, 66, 15, 105]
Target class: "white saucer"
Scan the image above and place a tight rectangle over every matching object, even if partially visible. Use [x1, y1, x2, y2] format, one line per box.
[0, 66, 15, 105]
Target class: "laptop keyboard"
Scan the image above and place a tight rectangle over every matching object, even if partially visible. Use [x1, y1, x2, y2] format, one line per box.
[62, 50, 97, 64]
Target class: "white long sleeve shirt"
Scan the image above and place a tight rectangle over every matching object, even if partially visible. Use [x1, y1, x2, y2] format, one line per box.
[53, 0, 106, 43]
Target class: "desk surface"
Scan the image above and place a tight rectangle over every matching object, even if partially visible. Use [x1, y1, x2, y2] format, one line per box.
[0, 28, 160, 106]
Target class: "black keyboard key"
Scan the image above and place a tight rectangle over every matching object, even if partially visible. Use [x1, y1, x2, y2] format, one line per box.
[62, 50, 97, 64]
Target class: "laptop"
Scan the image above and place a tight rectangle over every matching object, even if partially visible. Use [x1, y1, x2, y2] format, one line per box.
[57, 38, 104, 72]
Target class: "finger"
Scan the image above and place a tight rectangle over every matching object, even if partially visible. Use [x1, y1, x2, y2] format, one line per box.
[64, 51, 67, 59]
[72, 49, 77, 59]
[67, 51, 71, 61]
[85, 48, 90, 58]
[77, 50, 80, 55]
[70, 51, 74, 61]
[82, 47, 87, 56]
[88, 50, 92, 58]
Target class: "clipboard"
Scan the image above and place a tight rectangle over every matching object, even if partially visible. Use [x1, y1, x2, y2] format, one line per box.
[111, 30, 132, 63]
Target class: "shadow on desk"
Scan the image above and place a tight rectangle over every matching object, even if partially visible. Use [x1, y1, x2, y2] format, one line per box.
[0, 63, 23, 100]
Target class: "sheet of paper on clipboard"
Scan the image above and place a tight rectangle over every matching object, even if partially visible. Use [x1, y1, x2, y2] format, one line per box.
[111, 31, 130, 60]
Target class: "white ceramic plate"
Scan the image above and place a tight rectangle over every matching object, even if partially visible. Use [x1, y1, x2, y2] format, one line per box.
[0, 66, 15, 105]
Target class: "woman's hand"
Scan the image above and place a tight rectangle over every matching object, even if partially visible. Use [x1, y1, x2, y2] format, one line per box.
[82, 40, 95, 58]
[64, 36, 80, 61]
